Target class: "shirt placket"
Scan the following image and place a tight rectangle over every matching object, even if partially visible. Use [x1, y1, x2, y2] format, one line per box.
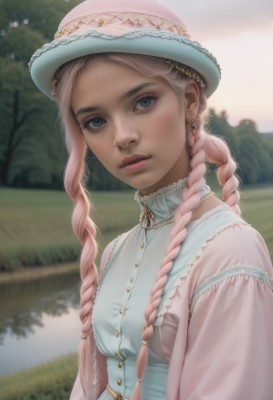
[111, 230, 147, 393]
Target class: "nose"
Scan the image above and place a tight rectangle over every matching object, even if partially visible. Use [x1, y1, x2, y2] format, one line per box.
[113, 117, 139, 149]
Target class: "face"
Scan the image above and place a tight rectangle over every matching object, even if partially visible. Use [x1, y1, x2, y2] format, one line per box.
[71, 60, 191, 195]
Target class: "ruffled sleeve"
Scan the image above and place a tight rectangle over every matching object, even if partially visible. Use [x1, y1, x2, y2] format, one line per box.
[164, 223, 273, 400]
[179, 274, 273, 399]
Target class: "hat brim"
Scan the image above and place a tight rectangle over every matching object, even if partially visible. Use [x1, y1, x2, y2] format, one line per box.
[29, 29, 221, 100]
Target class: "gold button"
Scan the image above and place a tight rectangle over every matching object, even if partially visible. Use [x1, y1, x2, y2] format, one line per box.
[114, 352, 119, 358]
[135, 261, 140, 267]
[126, 287, 131, 293]
[115, 331, 120, 337]
[118, 361, 123, 368]
[140, 242, 144, 248]
[117, 378, 122, 385]
[119, 308, 124, 314]
[130, 277, 134, 283]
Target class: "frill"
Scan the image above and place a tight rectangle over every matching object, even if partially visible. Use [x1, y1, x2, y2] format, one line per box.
[154, 205, 246, 325]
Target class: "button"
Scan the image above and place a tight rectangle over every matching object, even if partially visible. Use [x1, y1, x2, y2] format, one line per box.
[140, 242, 144, 248]
[126, 287, 131, 293]
[118, 361, 123, 369]
[117, 378, 122, 386]
[115, 331, 120, 337]
[119, 308, 125, 314]
[130, 277, 134, 283]
[135, 261, 140, 267]
[114, 352, 119, 358]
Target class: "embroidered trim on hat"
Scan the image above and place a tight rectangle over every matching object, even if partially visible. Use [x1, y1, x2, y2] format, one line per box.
[29, 30, 221, 73]
[54, 12, 190, 39]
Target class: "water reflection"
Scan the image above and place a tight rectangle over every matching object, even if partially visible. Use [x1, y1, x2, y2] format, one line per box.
[0, 272, 81, 375]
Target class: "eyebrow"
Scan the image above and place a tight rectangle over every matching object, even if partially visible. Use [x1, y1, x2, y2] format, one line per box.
[74, 82, 156, 118]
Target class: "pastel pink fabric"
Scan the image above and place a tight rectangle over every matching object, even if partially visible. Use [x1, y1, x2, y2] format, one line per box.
[57, 0, 188, 37]
[71, 223, 273, 399]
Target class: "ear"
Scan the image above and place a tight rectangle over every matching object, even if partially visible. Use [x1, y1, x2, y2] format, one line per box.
[184, 81, 200, 122]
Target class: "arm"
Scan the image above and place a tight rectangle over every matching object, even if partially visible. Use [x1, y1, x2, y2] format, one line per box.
[179, 271, 273, 399]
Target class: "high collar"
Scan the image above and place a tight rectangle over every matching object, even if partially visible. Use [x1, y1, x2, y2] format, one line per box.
[135, 179, 211, 229]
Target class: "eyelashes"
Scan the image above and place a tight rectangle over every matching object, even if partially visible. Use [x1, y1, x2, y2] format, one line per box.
[82, 116, 106, 131]
[80, 93, 159, 133]
[134, 94, 158, 111]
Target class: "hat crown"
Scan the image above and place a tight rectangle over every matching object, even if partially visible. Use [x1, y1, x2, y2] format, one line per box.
[56, 0, 189, 39]
[60, 0, 184, 28]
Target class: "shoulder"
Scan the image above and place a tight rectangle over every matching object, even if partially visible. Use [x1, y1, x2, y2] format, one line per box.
[186, 206, 273, 292]
[201, 221, 272, 273]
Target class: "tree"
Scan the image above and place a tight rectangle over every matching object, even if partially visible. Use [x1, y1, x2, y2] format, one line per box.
[0, 0, 80, 188]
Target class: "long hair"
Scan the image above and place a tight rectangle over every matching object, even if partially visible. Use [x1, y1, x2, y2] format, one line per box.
[55, 53, 240, 399]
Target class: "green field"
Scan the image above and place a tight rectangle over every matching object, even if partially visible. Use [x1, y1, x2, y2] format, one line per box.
[0, 189, 139, 271]
[0, 184, 272, 272]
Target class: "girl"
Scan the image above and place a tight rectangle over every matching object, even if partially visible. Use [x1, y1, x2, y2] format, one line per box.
[30, 0, 273, 399]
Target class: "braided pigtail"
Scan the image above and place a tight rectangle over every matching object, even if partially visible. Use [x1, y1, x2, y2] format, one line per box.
[65, 114, 98, 398]
[131, 119, 206, 400]
[56, 65, 99, 399]
[204, 133, 241, 215]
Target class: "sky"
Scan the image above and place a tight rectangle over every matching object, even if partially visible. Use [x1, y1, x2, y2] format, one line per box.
[160, 0, 273, 133]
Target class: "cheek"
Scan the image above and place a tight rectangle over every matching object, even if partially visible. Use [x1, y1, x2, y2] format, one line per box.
[150, 106, 185, 140]
[85, 139, 110, 165]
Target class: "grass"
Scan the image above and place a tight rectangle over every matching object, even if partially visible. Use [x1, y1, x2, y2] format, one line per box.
[0, 353, 77, 400]
[0, 183, 272, 272]
[240, 184, 273, 257]
[0, 188, 139, 271]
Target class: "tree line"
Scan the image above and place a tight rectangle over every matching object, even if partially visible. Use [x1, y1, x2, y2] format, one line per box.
[0, 0, 272, 190]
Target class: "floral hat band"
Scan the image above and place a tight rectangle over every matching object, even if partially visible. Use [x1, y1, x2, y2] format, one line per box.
[29, 0, 221, 100]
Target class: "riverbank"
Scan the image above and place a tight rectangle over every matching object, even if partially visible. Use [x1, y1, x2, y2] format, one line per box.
[0, 353, 78, 400]
[0, 189, 138, 272]
[0, 262, 79, 284]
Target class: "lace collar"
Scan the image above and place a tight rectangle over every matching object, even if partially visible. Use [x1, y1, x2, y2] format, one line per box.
[134, 179, 211, 229]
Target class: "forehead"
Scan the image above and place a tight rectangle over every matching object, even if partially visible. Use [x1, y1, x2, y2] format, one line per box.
[71, 59, 166, 109]
[75, 59, 154, 89]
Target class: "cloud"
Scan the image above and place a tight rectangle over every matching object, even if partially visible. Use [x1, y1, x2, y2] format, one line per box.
[160, 0, 273, 40]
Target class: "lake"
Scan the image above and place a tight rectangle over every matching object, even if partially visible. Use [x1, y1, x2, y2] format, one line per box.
[0, 271, 81, 376]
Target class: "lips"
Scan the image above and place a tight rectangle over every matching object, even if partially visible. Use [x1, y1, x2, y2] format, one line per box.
[120, 154, 151, 168]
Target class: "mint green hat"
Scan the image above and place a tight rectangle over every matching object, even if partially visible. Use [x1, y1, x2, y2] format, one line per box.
[29, 0, 221, 99]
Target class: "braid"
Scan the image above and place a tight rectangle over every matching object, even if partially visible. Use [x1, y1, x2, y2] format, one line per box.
[63, 112, 98, 398]
[131, 124, 206, 400]
[204, 133, 241, 215]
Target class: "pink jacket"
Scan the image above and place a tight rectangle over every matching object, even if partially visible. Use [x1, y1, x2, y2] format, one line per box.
[71, 221, 273, 399]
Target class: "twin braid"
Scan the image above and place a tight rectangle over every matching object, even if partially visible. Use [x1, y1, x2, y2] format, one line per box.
[131, 124, 206, 400]
[204, 134, 241, 215]
[131, 118, 240, 399]
[63, 114, 99, 397]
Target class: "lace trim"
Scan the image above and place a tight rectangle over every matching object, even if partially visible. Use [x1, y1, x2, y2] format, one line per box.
[134, 177, 187, 203]
[154, 218, 247, 325]
[29, 30, 220, 71]
[190, 264, 273, 312]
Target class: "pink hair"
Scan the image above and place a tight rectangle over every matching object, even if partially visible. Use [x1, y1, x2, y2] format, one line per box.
[55, 53, 240, 399]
